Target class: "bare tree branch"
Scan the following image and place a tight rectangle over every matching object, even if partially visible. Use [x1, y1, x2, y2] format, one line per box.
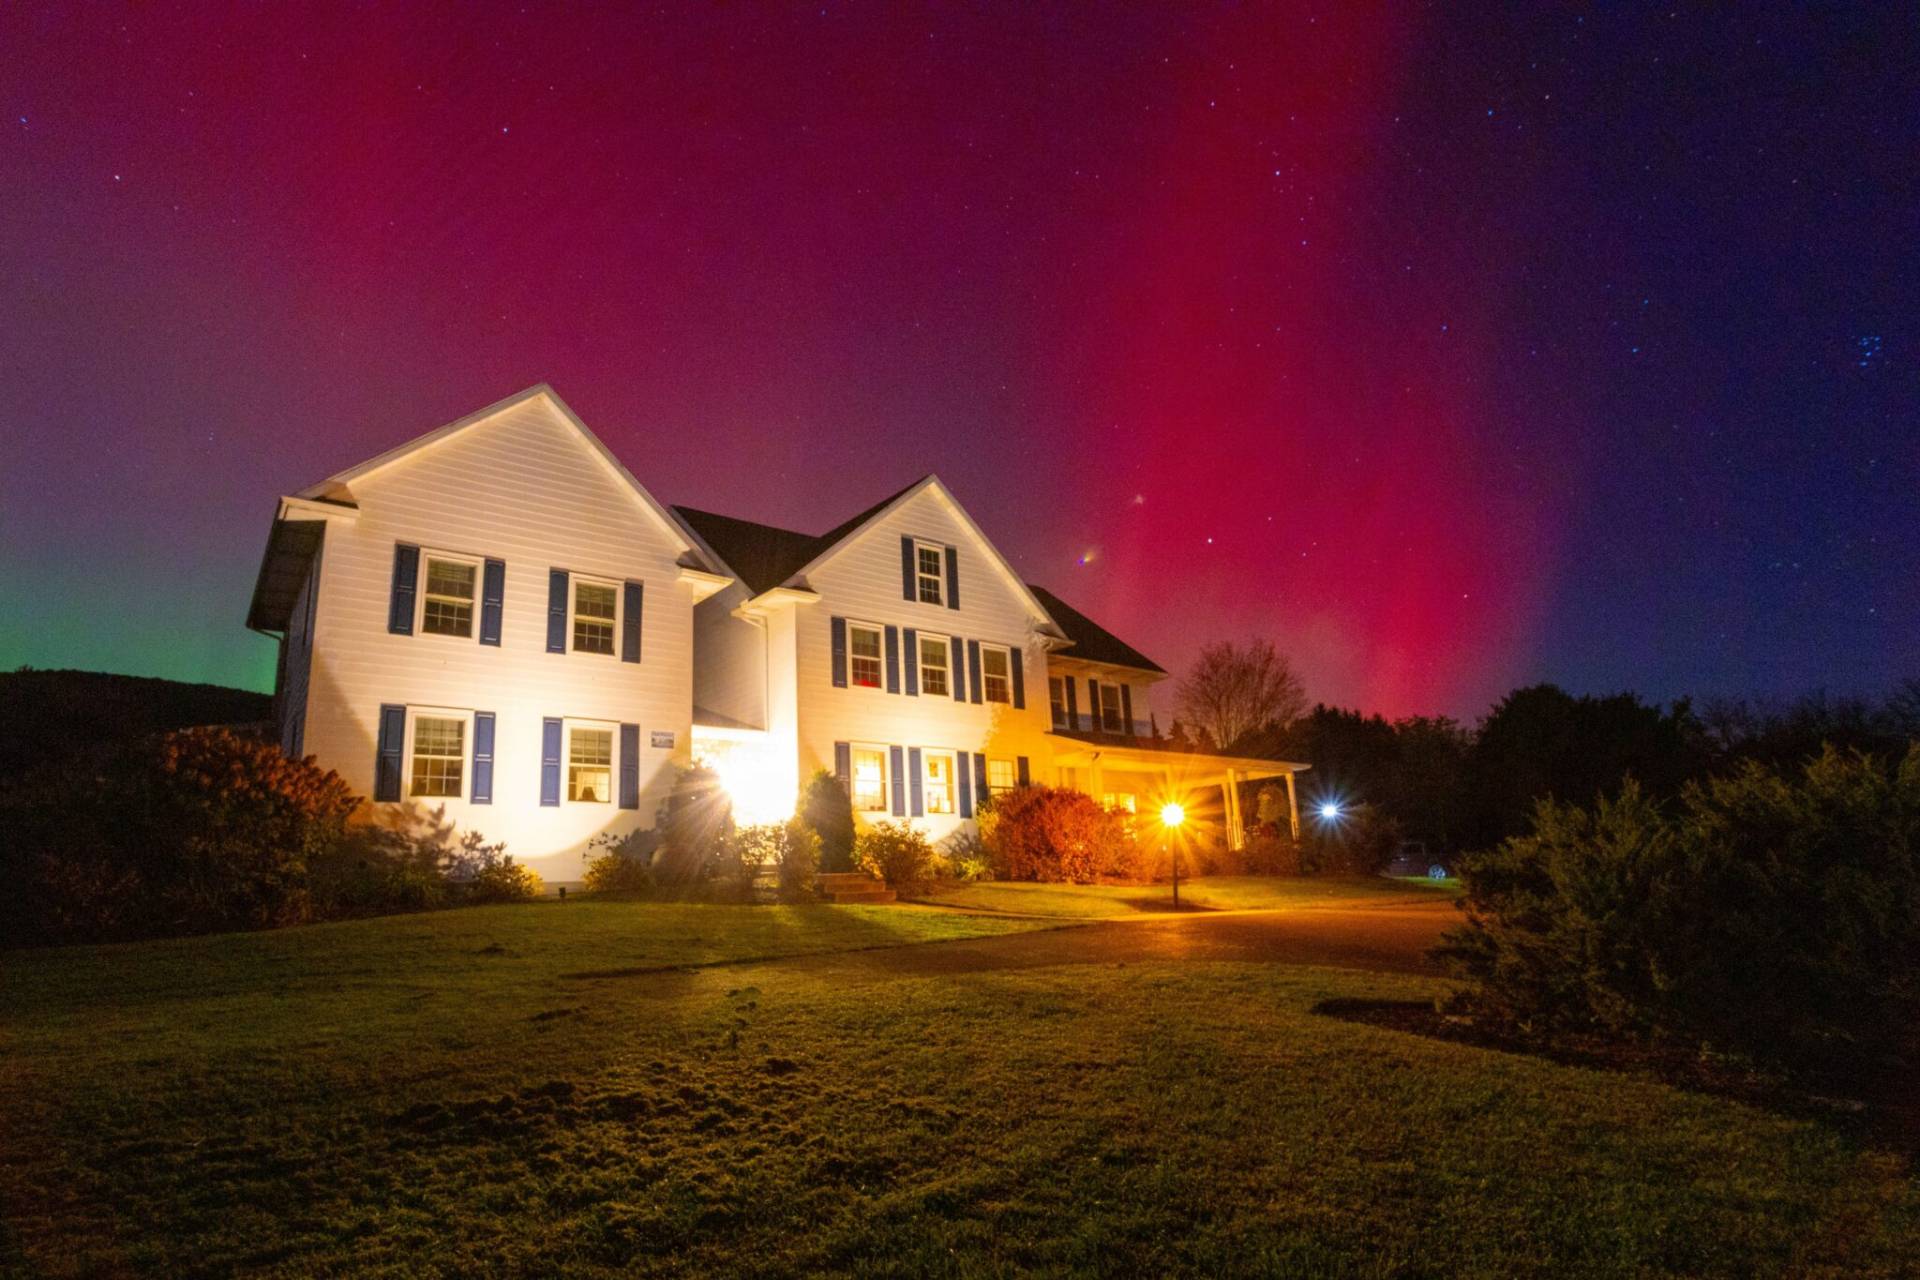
[1174, 639, 1307, 752]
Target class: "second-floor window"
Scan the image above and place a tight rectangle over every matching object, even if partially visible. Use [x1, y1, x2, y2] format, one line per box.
[1100, 682, 1126, 733]
[421, 557, 476, 637]
[919, 634, 950, 696]
[981, 645, 1012, 704]
[849, 623, 884, 688]
[409, 715, 465, 798]
[1049, 676, 1066, 728]
[573, 580, 618, 655]
[851, 745, 888, 811]
[915, 541, 945, 605]
[568, 726, 613, 802]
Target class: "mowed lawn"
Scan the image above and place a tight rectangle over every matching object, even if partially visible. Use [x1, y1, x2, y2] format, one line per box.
[3, 901, 1916, 1277]
[916, 873, 1461, 918]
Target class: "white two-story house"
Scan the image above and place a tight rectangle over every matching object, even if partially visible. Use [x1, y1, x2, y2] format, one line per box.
[249, 386, 1305, 884]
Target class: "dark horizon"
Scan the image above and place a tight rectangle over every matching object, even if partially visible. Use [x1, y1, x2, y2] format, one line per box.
[3, 5, 1914, 721]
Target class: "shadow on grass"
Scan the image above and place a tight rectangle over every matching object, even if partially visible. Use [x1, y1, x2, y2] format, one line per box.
[1313, 997, 1920, 1161]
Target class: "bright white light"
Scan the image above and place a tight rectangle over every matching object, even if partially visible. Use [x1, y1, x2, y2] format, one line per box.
[709, 748, 790, 825]
[1159, 801, 1186, 828]
[1319, 802, 1342, 820]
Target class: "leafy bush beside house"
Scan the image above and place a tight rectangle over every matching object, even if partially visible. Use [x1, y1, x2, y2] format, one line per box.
[855, 820, 937, 891]
[982, 785, 1131, 883]
[799, 768, 856, 872]
[1439, 746, 1920, 1086]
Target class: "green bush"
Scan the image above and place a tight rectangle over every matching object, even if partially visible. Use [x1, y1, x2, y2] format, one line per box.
[799, 768, 856, 872]
[855, 820, 936, 890]
[0, 727, 358, 945]
[774, 817, 820, 901]
[309, 806, 456, 917]
[447, 833, 542, 903]
[650, 766, 733, 896]
[1439, 746, 1920, 1085]
[1241, 829, 1303, 876]
[983, 785, 1131, 883]
[1300, 807, 1401, 875]
[581, 829, 657, 896]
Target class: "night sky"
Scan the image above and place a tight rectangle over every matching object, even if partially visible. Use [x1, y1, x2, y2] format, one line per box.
[3, 5, 1914, 721]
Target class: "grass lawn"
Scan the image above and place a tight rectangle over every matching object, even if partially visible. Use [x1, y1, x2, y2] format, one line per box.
[915, 873, 1462, 918]
[4, 902, 1915, 1276]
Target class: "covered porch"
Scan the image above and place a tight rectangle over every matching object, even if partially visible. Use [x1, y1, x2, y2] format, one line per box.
[1047, 733, 1309, 850]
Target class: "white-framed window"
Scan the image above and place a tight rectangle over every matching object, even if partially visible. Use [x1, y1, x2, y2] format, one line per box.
[1102, 792, 1138, 814]
[981, 644, 1013, 704]
[568, 722, 614, 803]
[405, 708, 470, 799]
[987, 757, 1016, 795]
[848, 622, 884, 689]
[1099, 682, 1126, 733]
[571, 577, 619, 656]
[419, 551, 479, 639]
[850, 745, 889, 812]
[1049, 676, 1066, 728]
[914, 540, 945, 605]
[919, 633, 950, 697]
[923, 750, 956, 815]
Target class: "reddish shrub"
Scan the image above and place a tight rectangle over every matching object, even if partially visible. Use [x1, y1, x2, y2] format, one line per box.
[982, 785, 1131, 883]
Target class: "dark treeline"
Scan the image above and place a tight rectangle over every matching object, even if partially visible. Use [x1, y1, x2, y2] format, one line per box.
[1224, 680, 1920, 855]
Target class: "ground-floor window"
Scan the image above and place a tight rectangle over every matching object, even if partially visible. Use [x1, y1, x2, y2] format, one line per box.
[568, 725, 613, 802]
[1101, 792, 1137, 814]
[924, 750, 956, 814]
[987, 757, 1016, 795]
[409, 714, 466, 798]
[851, 745, 888, 811]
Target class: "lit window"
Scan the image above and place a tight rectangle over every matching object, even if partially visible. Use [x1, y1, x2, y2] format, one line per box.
[987, 757, 1016, 795]
[569, 727, 613, 803]
[1102, 792, 1138, 814]
[924, 751, 956, 814]
[410, 715, 464, 798]
[849, 623, 883, 688]
[851, 746, 888, 811]
[916, 542, 945, 605]
[919, 634, 950, 697]
[421, 557, 476, 637]
[1049, 676, 1066, 728]
[1100, 682, 1126, 733]
[982, 645, 1012, 704]
[573, 581, 617, 655]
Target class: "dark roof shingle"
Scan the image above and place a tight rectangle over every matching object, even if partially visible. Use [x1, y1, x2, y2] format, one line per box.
[1026, 584, 1165, 674]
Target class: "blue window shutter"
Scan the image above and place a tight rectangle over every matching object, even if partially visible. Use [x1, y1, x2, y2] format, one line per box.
[471, 711, 495, 804]
[540, 717, 562, 806]
[388, 544, 418, 635]
[958, 752, 974, 818]
[619, 723, 640, 809]
[889, 745, 906, 816]
[900, 535, 915, 601]
[1120, 684, 1134, 736]
[967, 641, 983, 705]
[884, 626, 900, 693]
[622, 581, 643, 663]
[834, 741, 851, 794]
[973, 752, 988, 802]
[1010, 647, 1026, 709]
[903, 628, 919, 696]
[1017, 756, 1031, 786]
[1065, 676, 1079, 729]
[375, 703, 405, 801]
[479, 559, 505, 646]
[950, 636, 967, 701]
[1085, 678, 1099, 731]
[908, 747, 924, 817]
[944, 546, 959, 610]
[546, 570, 569, 653]
[830, 617, 847, 687]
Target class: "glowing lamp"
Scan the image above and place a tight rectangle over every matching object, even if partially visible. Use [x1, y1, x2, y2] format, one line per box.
[1319, 802, 1342, 820]
[1159, 801, 1186, 828]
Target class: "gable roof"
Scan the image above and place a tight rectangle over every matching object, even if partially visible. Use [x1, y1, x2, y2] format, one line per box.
[1026, 584, 1165, 675]
[296, 384, 706, 563]
[675, 477, 1057, 634]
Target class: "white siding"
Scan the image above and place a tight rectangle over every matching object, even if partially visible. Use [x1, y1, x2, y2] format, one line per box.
[690, 580, 766, 729]
[790, 486, 1056, 845]
[296, 396, 696, 883]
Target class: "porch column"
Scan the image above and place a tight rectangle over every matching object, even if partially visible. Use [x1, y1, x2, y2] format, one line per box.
[1223, 767, 1243, 850]
[1088, 753, 1103, 806]
[1284, 770, 1300, 840]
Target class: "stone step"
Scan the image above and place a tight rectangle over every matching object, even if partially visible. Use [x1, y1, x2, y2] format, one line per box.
[816, 872, 880, 889]
[825, 888, 897, 906]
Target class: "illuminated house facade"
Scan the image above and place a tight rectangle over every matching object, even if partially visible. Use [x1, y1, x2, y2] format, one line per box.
[249, 386, 1304, 884]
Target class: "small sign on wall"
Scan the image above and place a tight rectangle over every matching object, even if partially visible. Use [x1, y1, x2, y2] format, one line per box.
[651, 730, 675, 749]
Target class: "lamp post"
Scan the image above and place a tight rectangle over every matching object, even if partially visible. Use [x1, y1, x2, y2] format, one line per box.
[1159, 801, 1186, 908]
